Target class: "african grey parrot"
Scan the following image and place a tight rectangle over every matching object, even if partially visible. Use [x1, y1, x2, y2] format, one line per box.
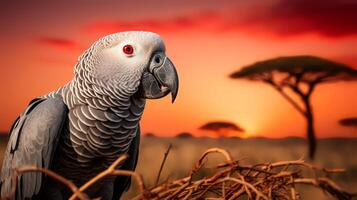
[0, 31, 179, 200]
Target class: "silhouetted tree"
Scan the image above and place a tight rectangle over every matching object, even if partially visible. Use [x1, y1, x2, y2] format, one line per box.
[144, 132, 157, 137]
[339, 117, 357, 128]
[176, 132, 194, 138]
[230, 55, 357, 159]
[200, 121, 244, 137]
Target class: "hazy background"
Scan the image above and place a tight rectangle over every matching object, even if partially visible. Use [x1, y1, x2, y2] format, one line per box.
[0, 1, 357, 199]
[0, 0, 357, 137]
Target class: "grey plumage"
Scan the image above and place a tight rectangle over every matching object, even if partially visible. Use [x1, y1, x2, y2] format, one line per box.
[1, 97, 67, 199]
[0, 31, 179, 200]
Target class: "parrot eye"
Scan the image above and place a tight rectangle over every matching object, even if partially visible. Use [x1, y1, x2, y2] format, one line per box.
[123, 45, 134, 55]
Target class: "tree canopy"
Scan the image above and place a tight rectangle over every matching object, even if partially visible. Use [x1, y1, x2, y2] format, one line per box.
[200, 121, 244, 132]
[230, 55, 357, 84]
[229, 55, 357, 159]
[144, 133, 157, 137]
[175, 132, 194, 138]
[230, 55, 357, 117]
[339, 117, 357, 128]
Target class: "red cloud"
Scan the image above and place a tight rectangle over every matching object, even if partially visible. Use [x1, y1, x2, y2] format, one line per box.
[84, 0, 357, 38]
[37, 37, 80, 51]
[241, 0, 357, 38]
[84, 11, 225, 35]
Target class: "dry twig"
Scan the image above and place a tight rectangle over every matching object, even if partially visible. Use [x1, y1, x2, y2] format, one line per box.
[155, 144, 172, 185]
[132, 148, 355, 200]
[6, 148, 355, 200]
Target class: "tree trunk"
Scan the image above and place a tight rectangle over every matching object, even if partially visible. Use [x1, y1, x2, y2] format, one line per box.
[304, 98, 316, 159]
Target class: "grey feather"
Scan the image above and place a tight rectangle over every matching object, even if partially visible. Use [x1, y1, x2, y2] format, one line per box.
[0, 31, 177, 200]
[112, 126, 140, 200]
[0, 96, 68, 199]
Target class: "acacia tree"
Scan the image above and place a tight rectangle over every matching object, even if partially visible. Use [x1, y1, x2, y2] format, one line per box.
[176, 132, 194, 138]
[200, 121, 244, 137]
[230, 55, 357, 159]
[339, 117, 357, 129]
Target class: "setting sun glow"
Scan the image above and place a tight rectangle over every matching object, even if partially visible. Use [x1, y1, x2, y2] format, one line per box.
[0, 0, 356, 138]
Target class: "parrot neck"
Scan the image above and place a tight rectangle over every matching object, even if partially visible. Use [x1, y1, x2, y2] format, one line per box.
[69, 64, 141, 106]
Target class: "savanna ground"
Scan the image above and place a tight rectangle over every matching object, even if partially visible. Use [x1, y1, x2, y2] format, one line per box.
[0, 136, 356, 199]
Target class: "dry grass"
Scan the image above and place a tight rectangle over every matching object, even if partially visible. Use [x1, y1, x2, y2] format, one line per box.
[132, 148, 354, 200]
[2, 146, 356, 200]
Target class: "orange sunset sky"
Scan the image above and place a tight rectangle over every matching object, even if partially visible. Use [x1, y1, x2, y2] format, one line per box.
[0, 0, 356, 138]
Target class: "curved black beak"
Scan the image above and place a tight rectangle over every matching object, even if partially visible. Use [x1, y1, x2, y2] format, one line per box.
[140, 52, 179, 103]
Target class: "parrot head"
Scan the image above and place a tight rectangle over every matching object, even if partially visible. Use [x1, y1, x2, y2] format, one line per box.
[78, 31, 179, 102]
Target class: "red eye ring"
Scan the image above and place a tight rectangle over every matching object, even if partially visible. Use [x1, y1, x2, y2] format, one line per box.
[123, 44, 134, 55]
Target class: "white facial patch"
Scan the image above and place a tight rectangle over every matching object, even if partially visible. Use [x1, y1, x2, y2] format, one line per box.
[90, 31, 166, 83]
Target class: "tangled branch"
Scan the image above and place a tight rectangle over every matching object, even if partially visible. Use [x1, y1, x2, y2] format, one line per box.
[132, 148, 355, 200]
[4, 148, 355, 200]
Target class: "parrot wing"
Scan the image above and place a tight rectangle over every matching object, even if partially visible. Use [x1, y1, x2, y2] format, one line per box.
[112, 125, 140, 200]
[0, 96, 68, 199]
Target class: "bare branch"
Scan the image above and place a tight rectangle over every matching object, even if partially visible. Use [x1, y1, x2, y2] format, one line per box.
[286, 83, 305, 99]
[264, 78, 306, 116]
[306, 82, 317, 97]
[7, 148, 354, 200]
[69, 154, 146, 200]
[155, 144, 172, 185]
[8, 166, 88, 200]
[132, 148, 353, 200]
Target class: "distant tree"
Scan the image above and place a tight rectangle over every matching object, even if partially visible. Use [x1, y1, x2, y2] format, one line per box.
[230, 55, 357, 159]
[176, 132, 194, 138]
[199, 121, 244, 137]
[144, 132, 157, 137]
[339, 117, 357, 128]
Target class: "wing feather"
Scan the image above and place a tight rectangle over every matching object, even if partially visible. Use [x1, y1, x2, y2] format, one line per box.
[0, 96, 68, 199]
